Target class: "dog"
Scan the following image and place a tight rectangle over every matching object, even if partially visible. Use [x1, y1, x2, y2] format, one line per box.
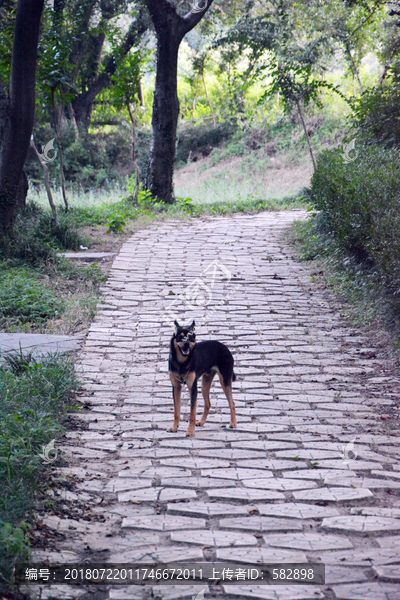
[168, 320, 237, 436]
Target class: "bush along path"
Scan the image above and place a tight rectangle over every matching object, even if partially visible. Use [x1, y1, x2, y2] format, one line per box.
[28, 211, 400, 600]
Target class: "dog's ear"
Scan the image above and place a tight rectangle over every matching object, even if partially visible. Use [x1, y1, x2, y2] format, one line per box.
[173, 320, 180, 335]
[190, 320, 196, 331]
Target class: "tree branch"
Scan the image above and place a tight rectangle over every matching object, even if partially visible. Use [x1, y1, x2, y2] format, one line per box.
[72, 13, 147, 123]
[182, 0, 216, 34]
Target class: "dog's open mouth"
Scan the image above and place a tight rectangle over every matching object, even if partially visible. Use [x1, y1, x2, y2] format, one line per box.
[180, 347, 191, 356]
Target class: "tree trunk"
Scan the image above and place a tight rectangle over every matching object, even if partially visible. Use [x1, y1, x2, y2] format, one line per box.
[16, 170, 28, 213]
[295, 98, 317, 172]
[145, 0, 215, 203]
[0, 0, 45, 232]
[146, 36, 180, 203]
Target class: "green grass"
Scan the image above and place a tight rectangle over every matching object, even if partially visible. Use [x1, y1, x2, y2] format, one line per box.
[0, 352, 80, 585]
[290, 217, 400, 342]
[0, 201, 105, 332]
[174, 114, 345, 205]
[27, 188, 308, 232]
[0, 268, 65, 328]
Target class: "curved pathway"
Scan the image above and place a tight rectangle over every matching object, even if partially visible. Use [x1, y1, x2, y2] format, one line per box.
[34, 211, 400, 600]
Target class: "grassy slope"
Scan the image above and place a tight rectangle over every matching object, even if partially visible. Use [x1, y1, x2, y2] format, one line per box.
[174, 114, 344, 205]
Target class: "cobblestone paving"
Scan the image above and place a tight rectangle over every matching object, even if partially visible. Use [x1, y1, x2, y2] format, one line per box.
[34, 212, 400, 600]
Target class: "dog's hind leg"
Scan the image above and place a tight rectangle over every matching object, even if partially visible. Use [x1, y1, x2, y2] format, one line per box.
[218, 373, 237, 428]
[197, 370, 215, 427]
[168, 375, 182, 433]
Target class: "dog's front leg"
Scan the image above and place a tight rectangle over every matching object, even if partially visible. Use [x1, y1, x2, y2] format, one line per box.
[168, 375, 182, 433]
[186, 373, 197, 437]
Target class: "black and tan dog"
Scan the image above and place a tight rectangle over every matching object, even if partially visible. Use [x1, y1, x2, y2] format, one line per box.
[168, 320, 237, 437]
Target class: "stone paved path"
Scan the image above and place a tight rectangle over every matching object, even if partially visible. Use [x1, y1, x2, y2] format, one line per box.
[0, 332, 83, 357]
[33, 212, 400, 600]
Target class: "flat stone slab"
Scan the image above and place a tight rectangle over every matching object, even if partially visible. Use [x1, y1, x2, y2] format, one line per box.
[109, 544, 204, 563]
[63, 252, 117, 259]
[256, 503, 340, 519]
[171, 529, 258, 546]
[0, 333, 83, 356]
[263, 532, 353, 551]
[377, 536, 400, 548]
[219, 516, 303, 531]
[243, 478, 318, 491]
[225, 586, 325, 599]
[283, 469, 357, 480]
[322, 516, 400, 533]
[324, 476, 400, 489]
[325, 566, 368, 584]
[121, 515, 205, 531]
[216, 547, 308, 564]
[201, 468, 274, 480]
[332, 582, 400, 600]
[160, 476, 237, 488]
[160, 457, 231, 469]
[207, 488, 285, 501]
[293, 487, 373, 502]
[372, 565, 400, 581]
[351, 507, 400, 518]
[319, 548, 400, 566]
[167, 502, 249, 517]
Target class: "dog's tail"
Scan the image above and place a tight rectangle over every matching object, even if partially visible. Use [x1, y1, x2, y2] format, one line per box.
[232, 371, 236, 382]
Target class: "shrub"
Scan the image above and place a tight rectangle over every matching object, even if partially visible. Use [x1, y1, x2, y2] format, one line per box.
[352, 74, 400, 148]
[39, 210, 84, 251]
[310, 145, 400, 290]
[175, 121, 237, 164]
[25, 125, 151, 189]
[0, 202, 85, 266]
[0, 268, 64, 325]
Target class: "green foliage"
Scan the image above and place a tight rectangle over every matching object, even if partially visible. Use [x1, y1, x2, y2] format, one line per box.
[0, 202, 86, 266]
[0, 353, 79, 583]
[106, 214, 127, 234]
[352, 71, 400, 148]
[0, 269, 64, 326]
[0, 522, 30, 584]
[0, 2, 15, 85]
[176, 121, 238, 164]
[62, 131, 135, 188]
[136, 189, 165, 211]
[310, 145, 400, 290]
[110, 46, 149, 110]
[291, 216, 400, 333]
[176, 196, 195, 214]
[67, 199, 137, 227]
